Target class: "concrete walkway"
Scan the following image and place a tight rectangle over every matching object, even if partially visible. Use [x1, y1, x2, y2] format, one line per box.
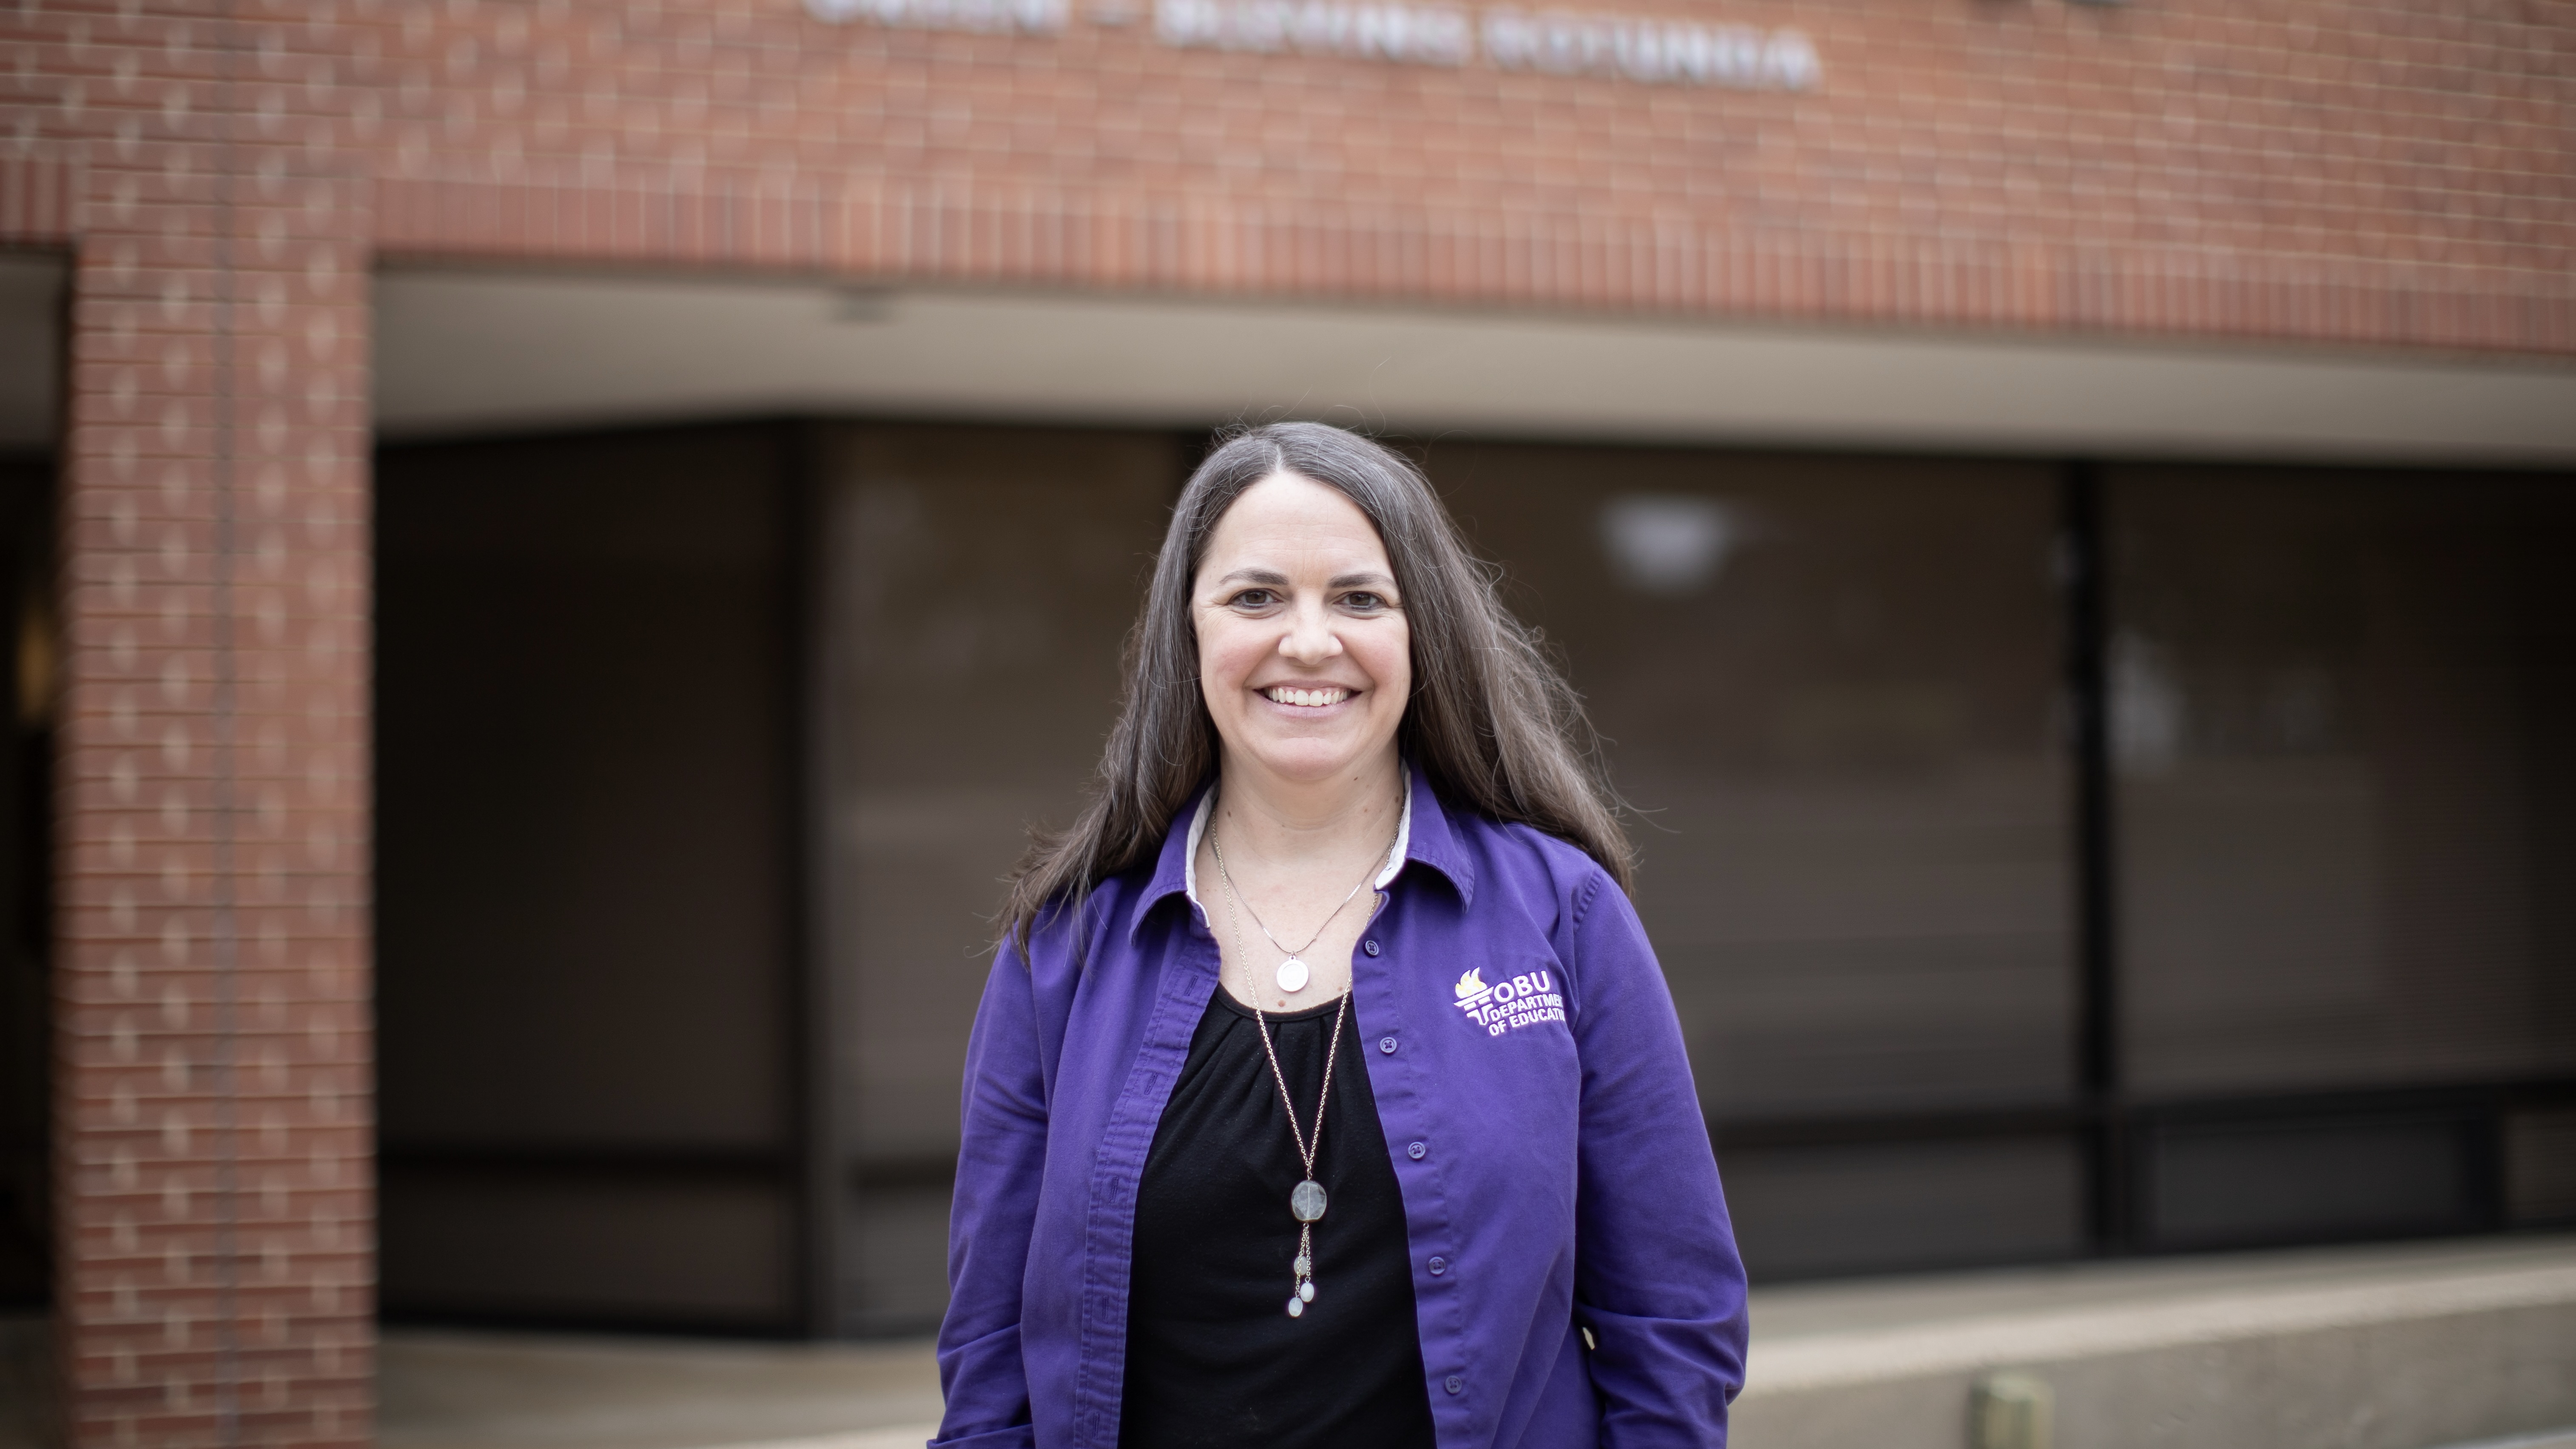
[377, 1233, 2576, 1449]
[1733, 1233, 2576, 1449]
[379, 1332, 939, 1449]
[376, 1222, 2576, 1443]
[9, 1233, 2572, 1449]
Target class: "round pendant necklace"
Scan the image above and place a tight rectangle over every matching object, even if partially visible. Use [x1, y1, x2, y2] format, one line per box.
[1216, 860, 1351, 1320]
[1210, 821, 1394, 994]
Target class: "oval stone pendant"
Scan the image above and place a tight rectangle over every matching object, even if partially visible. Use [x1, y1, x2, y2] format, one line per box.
[1298, 1281, 1315, 1303]
[1290, 1179, 1327, 1222]
[1286, 1296, 1304, 1318]
[1275, 956, 1309, 993]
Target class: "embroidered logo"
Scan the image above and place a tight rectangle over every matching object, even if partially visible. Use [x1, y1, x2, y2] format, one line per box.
[1451, 967, 1567, 1037]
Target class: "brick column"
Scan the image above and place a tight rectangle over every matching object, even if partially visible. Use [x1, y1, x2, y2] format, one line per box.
[50, 13, 376, 1446]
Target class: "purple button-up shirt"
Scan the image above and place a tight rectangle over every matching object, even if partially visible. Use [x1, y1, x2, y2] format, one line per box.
[935, 770, 1747, 1449]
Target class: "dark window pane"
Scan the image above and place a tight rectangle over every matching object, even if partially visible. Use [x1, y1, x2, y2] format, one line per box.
[1719, 1136, 2086, 1279]
[376, 424, 797, 1328]
[821, 424, 1184, 1331]
[2145, 1114, 2485, 1250]
[2507, 1108, 2576, 1227]
[380, 1162, 795, 1326]
[0, 454, 49, 1311]
[1427, 444, 2076, 1125]
[2108, 468, 2576, 1098]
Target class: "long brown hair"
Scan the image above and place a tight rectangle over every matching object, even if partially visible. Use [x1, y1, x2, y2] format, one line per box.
[1001, 421, 1631, 958]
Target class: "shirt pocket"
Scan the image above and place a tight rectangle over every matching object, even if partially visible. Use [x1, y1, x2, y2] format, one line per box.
[1431, 953, 1583, 1233]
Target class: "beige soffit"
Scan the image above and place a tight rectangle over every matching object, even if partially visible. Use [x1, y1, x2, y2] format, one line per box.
[280, 264, 2576, 464]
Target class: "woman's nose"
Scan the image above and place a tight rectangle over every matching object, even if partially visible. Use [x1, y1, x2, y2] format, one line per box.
[1278, 601, 1343, 662]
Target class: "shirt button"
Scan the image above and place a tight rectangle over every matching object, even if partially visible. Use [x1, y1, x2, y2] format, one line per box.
[1378, 1036, 1398, 1054]
[1363, 938, 1381, 957]
[1407, 1141, 1427, 1160]
[1428, 1256, 1447, 1275]
[1443, 1375, 1463, 1395]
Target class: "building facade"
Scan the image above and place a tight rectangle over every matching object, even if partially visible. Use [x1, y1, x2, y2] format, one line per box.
[3, 0, 2575, 1446]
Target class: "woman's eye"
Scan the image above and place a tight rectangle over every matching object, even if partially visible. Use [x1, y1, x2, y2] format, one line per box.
[1342, 592, 1386, 610]
[1230, 589, 1278, 608]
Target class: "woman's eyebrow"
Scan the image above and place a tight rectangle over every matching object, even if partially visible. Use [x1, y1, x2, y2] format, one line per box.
[1209, 567, 1395, 590]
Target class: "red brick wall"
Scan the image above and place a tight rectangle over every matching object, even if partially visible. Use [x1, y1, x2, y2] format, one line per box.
[359, 0, 2576, 353]
[0, 0, 2568, 1446]
[6, 0, 2573, 352]
[14, 6, 379, 1449]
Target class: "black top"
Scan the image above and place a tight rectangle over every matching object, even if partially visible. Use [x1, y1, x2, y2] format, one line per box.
[1120, 988, 1437, 1449]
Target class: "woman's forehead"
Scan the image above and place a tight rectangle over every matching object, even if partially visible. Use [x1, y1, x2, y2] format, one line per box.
[1202, 473, 1387, 566]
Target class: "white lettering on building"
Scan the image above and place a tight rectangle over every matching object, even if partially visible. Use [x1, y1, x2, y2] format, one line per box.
[1154, 0, 1474, 66]
[808, 0, 1821, 89]
[806, 0, 1070, 34]
[1482, 8, 1816, 89]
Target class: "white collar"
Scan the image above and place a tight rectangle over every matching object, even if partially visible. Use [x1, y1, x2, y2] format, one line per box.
[1184, 767, 1415, 919]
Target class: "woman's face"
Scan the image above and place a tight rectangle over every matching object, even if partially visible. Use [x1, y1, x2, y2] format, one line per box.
[1193, 472, 1412, 790]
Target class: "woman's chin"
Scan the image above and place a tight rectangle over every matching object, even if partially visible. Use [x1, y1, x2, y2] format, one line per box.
[1229, 731, 1396, 788]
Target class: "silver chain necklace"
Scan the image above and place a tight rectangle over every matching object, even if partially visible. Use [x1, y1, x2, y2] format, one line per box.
[1215, 858, 1351, 1320]
[1210, 818, 1390, 994]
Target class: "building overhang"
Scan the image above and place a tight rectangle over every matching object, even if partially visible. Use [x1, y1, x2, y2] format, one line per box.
[8, 258, 2569, 466]
[375, 267, 2576, 466]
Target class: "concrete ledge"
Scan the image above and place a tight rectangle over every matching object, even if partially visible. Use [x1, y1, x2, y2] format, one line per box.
[679, 1432, 934, 1449]
[346, 1233, 2576, 1449]
[380, 1332, 940, 1449]
[2425, 1433, 2576, 1449]
[17, 1247, 2568, 1449]
[1736, 1235, 2576, 1449]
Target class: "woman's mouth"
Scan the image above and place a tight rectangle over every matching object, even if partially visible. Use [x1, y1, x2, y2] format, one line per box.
[1262, 686, 1350, 708]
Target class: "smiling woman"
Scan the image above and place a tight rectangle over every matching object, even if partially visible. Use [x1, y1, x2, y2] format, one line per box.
[1190, 472, 1413, 1003]
[942, 422, 1748, 1449]
[1194, 472, 1414, 807]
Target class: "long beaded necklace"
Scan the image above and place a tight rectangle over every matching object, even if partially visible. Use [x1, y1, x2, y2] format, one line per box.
[1209, 811, 1398, 1319]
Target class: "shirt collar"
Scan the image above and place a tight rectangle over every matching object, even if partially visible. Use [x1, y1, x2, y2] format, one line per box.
[1393, 766, 1476, 904]
[1135, 763, 1475, 942]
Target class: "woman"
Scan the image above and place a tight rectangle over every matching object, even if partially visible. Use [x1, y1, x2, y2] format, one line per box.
[934, 423, 1745, 1449]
